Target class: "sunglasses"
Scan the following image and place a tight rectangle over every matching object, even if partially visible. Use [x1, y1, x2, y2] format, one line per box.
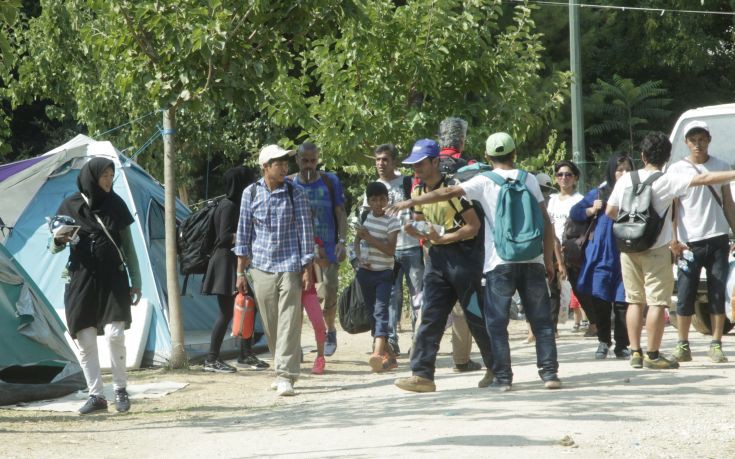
[555, 172, 574, 178]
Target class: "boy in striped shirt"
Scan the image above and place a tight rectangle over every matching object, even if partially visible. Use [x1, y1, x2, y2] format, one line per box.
[355, 181, 400, 372]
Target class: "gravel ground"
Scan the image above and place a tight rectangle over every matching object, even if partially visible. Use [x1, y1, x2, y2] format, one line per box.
[2, 318, 734, 458]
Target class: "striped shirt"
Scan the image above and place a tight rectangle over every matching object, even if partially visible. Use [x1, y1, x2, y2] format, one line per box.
[235, 179, 315, 273]
[361, 212, 400, 271]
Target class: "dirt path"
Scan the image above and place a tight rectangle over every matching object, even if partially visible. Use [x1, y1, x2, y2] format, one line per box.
[2, 320, 735, 458]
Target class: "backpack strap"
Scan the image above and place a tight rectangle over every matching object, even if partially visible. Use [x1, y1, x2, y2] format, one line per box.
[481, 170, 505, 186]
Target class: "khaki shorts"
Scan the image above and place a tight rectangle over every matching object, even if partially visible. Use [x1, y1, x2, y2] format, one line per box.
[620, 244, 673, 307]
[315, 262, 339, 310]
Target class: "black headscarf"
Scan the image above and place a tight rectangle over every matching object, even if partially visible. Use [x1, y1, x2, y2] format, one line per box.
[60, 157, 134, 234]
[600, 154, 633, 201]
[224, 166, 255, 205]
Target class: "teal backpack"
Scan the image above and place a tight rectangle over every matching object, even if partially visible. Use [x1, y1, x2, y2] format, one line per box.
[482, 170, 544, 262]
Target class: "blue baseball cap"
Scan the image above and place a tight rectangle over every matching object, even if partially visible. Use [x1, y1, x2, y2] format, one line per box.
[402, 139, 440, 165]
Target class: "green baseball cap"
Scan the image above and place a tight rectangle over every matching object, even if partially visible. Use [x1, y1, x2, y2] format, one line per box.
[485, 132, 516, 157]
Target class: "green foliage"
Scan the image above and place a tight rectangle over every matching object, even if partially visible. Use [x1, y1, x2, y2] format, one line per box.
[518, 129, 567, 177]
[2, 0, 569, 202]
[585, 75, 671, 156]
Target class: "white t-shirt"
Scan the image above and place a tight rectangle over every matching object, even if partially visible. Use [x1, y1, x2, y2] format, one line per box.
[547, 192, 584, 242]
[460, 169, 545, 273]
[360, 175, 419, 250]
[667, 156, 730, 243]
[608, 169, 692, 249]
[361, 212, 400, 271]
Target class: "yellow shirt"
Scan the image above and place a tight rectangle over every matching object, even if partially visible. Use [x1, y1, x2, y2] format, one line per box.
[413, 175, 475, 244]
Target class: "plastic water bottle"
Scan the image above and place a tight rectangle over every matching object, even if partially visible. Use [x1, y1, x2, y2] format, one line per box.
[411, 221, 446, 237]
[677, 249, 694, 273]
[359, 240, 370, 262]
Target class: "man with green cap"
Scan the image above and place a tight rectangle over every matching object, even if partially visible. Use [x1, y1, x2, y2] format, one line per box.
[388, 132, 561, 391]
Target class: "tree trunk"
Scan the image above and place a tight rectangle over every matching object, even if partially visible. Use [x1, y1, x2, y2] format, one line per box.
[163, 107, 188, 369]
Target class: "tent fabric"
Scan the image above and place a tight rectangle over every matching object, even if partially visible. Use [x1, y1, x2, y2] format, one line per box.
[0, 244, 85, 405]
[0, 135, 229, 367]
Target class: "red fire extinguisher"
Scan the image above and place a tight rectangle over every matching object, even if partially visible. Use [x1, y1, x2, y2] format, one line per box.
[232, 292, 255, 338]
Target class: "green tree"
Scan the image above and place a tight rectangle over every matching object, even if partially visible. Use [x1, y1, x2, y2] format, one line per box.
[3, 1, 570, 201]
[585, 75, 672, 156]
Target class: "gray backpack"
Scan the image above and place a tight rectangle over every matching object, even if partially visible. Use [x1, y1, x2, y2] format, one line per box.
[612, 170, 668, 253]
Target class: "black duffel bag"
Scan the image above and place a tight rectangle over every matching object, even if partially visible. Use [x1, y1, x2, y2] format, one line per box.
[338, 276, 372, 334]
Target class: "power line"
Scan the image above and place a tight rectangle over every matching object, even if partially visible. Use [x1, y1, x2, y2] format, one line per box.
[508, 0, 735, 16]
[93, 109, 160, 139]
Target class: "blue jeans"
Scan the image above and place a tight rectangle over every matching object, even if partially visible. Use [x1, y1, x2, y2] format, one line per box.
[389, 246, 424, 343]
[677, 234, 729, 316]
[485, 263, 558, 383]
[357, 268, 393, 338]
[411, 241, 493, 381]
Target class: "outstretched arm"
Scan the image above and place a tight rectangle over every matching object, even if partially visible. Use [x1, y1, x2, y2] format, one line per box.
[385, 185, 465, 215]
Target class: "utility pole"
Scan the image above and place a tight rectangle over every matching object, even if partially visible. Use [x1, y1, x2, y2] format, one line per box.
[162, 107, 187, 369]
[569, 0, 586, 191]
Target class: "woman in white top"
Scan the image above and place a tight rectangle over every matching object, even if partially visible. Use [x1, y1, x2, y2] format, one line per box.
[545, 161, 584, 336]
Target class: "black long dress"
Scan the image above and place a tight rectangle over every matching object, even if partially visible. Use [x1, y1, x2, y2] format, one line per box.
[201, 166, 254, 296]
[57, 158, 134, 339]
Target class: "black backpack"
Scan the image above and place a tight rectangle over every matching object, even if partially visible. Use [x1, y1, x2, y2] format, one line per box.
[338, 276, 371, 334]
[612, 170, 668, 253]
[439, 153, 467, 175]
[177, 197, 222, 276]
[561, 189, 600, 270]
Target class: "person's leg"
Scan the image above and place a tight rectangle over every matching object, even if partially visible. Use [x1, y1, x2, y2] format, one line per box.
[612, 302, 630, 355]
[407, 252, 455, 382]
[403, 246, 425, 333]
[388, 255, 405, 350]
[705, 236, 729, 360]
[518, 264, 559, 384]
[641, 246, 678, 368]
[620, 251, 646, 366]
[207, 294, 234, 362]
[317, 263, 339, 356]
[274, 271, 303, 383]
[591, 296, 612, 346]
[454, 277, 495, 385]
[105, 321, 131, 412]
[484, 265, 516, 385]
[451, 304, 473, 365]
[372, 270, 394, 358]
[249, 269, 281, 374]
[76, 326, 104, 397]
[675, 241, 703, 345]
[627, 304, 644, 351]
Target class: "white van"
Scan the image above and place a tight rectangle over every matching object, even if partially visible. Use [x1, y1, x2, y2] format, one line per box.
[668, 103, 735, 335]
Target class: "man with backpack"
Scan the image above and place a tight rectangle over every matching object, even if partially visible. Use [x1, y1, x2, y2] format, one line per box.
[668, 121, 735, 363]
[235, 145, 314, 396]
[606, 132, 735, 370]
[360, 143, 423, 352]
[437, 116, 484, 373]
[392, 138, 494, 393]
[389, 132, 561, 391]
[289, 142, 348, 357]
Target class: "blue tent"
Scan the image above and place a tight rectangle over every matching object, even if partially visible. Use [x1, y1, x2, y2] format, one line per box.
[0, 135, 234, 367]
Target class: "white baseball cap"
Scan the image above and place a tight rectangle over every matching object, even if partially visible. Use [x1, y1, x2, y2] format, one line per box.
[683, 120, 710, 137]
[258, 144, 295, 166]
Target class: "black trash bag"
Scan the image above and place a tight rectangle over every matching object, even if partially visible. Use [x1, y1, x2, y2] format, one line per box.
[338, 276, 372, 334]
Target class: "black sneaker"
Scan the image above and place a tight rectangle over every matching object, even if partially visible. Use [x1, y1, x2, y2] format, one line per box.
[388, 340, 401, 356]
[114, 388, 131, 413]
[595, 342, 609, 359]
[236, 353, 269, 370]
[203, 359, 237, 373]
[453, 359, 482, 373]
[78, 395, 108, 415]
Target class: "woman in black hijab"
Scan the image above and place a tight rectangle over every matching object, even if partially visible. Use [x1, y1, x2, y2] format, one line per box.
[51, 157, 141, 415]
[201, 166, 267, 372]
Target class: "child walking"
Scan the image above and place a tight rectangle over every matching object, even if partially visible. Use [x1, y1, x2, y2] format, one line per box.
[304, 237, 329, 374]
[355, 182, 400, 372]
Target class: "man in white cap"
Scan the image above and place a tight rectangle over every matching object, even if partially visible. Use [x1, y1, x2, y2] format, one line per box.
[235, 144, 315, 396]
[667, 121, 735, 363]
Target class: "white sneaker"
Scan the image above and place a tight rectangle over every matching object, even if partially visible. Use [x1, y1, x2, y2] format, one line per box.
[269, 381, 278, 391]
[276, 380, 295, 396]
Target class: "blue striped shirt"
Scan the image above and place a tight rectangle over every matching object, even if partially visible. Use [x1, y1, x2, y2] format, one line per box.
[235, 178, 315, 273]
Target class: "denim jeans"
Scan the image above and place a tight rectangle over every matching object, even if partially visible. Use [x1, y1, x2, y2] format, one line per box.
[485, 263, 558, 383]
[356, 268, 393, 338]
[677, 234, 729, 316]
[389, 246, 424, 343]
[411, 241, 493, 381]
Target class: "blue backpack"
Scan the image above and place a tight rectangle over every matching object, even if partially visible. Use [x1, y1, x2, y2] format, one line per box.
[483, 170, 544, 262]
